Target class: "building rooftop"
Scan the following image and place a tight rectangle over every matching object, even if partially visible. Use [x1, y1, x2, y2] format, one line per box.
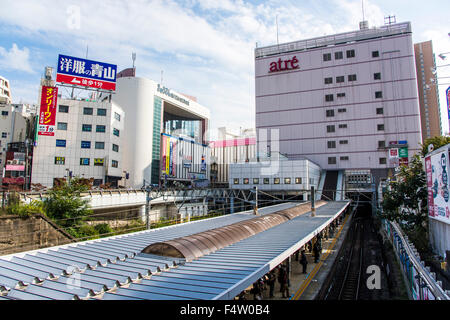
[255, 21, 411, 58]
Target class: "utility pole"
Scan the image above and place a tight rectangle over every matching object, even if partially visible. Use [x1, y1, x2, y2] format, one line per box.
[311, 186, 316, 217]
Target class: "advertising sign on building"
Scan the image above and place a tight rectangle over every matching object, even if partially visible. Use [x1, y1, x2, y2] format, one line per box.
[56, 54, 117, 91]
[389, 148, 399, 158]
[425, 150, 450, 225]
[399, 147, 408, 158]
[38, 86, 58, 136]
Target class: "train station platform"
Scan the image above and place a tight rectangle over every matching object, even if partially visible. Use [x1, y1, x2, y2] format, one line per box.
[242, 208, 353, 300]
[0, 201, 351, 300]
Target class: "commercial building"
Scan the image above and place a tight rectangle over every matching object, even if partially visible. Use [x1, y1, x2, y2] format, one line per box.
[101, 73, 210, 188]
[255, 21, 422, 183]
[210, 127, 256, 185]
[0, 76, 12, 104]
[30, 95, 124, 188]
[414, 40, 442, 141]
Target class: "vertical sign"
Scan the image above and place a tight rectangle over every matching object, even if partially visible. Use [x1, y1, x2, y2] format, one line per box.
[425, 156, 434, 218]
[447, 87, 450, 132]
[38, 86, 58, 136]
[426, 150, 450, 224]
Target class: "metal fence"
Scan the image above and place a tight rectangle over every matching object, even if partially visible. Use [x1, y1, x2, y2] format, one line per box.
[382, 219, 450, 300]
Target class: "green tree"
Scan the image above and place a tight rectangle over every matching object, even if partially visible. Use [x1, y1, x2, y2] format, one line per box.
[380, 154, 430, 252]
[421, 136, 450, 157]
[43, 177, 92, 229]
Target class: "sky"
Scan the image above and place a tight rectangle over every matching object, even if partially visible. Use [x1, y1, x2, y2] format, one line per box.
[0, 0, 449, 139]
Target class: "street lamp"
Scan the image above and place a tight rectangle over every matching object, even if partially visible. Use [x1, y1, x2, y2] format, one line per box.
[24, 139, 29, 191]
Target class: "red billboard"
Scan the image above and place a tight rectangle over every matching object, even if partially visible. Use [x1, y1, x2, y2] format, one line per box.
[38, 86, 58, 136]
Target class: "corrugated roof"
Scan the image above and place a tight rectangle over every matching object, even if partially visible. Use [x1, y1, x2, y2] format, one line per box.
[0, 201, 350, 300]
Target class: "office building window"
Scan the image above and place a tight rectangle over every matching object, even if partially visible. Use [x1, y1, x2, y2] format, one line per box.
[82, 124, 92, 132]
[97, 108, 107, 116]
[59, 105, 69, 113]
[337, 93, 346, 98]
[376, 108, 384, 115]
[374, 72, 381, 80]
[338, 124, 347, 129]
[253, 178, 259, 184]
[338, 108, 346, 112]
[327, 125, 335, 133]
[114, 112, 121, 121]
[112, 144, 119, 152]
[335, 51, 343, 60]
[80, 158, 90, 166]
[336, 76, 345, 83]
[348, 74, 357, 81]
[57, 122, 67, 130]
[2, 132, 7, 138]
[274, 178, 280, 184]
[377, 124, 384, 131]
[81, 141, 91, 148]
[372, 51, 379, 58]
[83, 107, 93, 115]
[113, 128, 120, 136]
[379, 158, 387, 165]
[328, 157, 337, 164]
[111, 160, 119, 168]
[378, 141, 386, 148]
[346, 49, 355, 58]
[326, 109, 335, 117]
[55, 157, 65, 165]
[339, 140, 348, 144]
[56, 139, 66, 147]
[324, 77, 333, 84]
[234, 178, 239, 185]
[295, 177, 302, 184]
[325, 94, 334, 102]
[375, 91, 383, 99]
[340, 156, 349, 161]
[327, 141, 336, 148]
[95, 141, 105, 149]
[263, 178, 270, 184]
[1, 111, 8, 116]
[284, 178, 291, 184]
[243, 178, 249, 185]
[323, 53, 331, 61]
[96, 125, 106, 133]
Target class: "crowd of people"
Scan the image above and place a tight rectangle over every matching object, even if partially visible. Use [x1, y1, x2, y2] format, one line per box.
[236, 213, 345, 300]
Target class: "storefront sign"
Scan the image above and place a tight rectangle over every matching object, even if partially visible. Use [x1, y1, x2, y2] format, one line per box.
[157, 84, 189, 106]
[56, 54, 117, 91]
[425, 150, 450, 224]
[269, 56, 299, 73]
[38, 86, 58, 136]
[5, 165, 25, 171]
[399, 147, 408, 158]
[389, 148, 398, 158]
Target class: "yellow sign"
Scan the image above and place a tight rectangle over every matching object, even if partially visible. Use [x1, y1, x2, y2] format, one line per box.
[94, 158, 104, 166]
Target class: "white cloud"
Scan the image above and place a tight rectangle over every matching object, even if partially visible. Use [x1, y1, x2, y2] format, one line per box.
[0, 43, 34, 73]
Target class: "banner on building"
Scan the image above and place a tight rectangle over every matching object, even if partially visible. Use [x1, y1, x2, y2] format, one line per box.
[38, 86, 58, 136]
[425, 150, 450, 224]
[56, 54, 117, 91]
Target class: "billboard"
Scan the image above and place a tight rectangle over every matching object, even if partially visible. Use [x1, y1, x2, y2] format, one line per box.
[425, 150, 450, 224]
[38, 86, 58, 136]
[56, 54, 117, 91]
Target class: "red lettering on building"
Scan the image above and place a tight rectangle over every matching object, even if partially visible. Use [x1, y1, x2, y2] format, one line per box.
[269, 56, 299, 73]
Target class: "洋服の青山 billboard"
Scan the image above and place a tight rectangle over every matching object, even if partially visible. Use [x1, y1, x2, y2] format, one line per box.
[56, 54, 117, 91]
[38, 86, 58, 136]
[425, 149, 450, 225]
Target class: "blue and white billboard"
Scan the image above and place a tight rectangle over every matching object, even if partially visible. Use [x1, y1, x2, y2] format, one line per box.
[56, 54, 117, 91]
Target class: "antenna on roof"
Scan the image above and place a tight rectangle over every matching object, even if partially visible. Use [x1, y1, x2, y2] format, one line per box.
[362, 0, 365, 21]
[132, 52, 136, 69]
[276, 15, 280, 50]
[384, 15, 396, 25]
[359, 0, 369, 30]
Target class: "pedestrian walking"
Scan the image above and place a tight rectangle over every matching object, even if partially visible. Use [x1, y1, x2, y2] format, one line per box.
[313, 241, 320, 263]
[299, 250, 308, 274]
[278, 265, 290, 298]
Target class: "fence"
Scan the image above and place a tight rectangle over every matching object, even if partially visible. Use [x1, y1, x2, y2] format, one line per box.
[382, 219, 450, 300]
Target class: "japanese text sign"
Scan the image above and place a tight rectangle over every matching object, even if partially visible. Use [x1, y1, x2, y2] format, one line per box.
[56, 54, 117, 91]
[38, 86, 58, 136]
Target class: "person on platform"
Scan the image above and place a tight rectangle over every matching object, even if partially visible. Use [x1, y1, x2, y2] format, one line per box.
[267, 270, 276, 298]
[278, 265, 290, 298]
[313, 241, 321, 263]
[300, 250, 308, 274]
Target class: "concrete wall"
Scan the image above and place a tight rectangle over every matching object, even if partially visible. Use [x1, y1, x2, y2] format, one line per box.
[0, 214, 73, 255]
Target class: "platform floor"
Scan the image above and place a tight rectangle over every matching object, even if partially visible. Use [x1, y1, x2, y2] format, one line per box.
[241, 210, 353, 300]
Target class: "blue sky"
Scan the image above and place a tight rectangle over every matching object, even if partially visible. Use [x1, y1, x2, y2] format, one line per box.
[0, 0, 449, 138]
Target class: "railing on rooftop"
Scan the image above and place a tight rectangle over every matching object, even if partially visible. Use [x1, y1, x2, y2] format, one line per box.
[255, 22, 411, 58]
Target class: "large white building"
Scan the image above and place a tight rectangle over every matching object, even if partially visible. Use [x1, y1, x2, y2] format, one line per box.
[30, 97, 125, 188]
[103, 73, 210, 188]
[0, 76, 12, 104]
[255, 22, 422, 182]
